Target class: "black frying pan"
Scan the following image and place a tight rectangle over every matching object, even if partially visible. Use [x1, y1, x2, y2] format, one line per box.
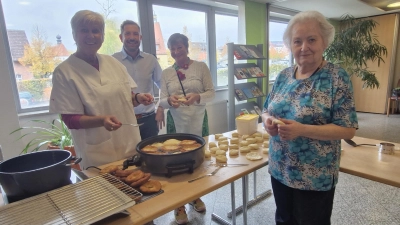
[343, 139, 376, 147]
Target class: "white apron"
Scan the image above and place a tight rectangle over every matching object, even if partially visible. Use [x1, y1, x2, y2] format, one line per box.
[170, 104, 206, 137]
[50, 54, 141, 169]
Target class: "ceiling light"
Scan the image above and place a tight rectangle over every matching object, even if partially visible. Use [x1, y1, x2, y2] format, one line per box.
[388, 2, 400, 7]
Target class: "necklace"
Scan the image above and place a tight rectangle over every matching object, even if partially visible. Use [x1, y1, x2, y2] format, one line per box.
[173, 57, 190, 81]
[173, 57, 190, 70]
[294, 60, 324, 79]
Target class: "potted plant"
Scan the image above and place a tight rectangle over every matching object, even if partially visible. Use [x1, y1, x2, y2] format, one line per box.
[10, 116, 80, 170]
[324, 14, 388, 89]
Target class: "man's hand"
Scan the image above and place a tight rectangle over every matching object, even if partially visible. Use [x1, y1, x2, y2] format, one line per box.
[137, 93, 154, 105]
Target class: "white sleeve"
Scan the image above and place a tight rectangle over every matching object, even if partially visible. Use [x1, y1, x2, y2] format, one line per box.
[49, 67, 85, 114]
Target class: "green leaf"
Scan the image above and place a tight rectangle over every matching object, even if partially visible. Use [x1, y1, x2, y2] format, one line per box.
[325, 14, 386, 89]
[10, 114, 73, 154]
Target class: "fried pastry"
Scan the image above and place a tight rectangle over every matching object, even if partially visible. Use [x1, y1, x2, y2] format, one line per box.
[99, 165, 119, 175]
[125, 170, 144, 183]
[161, 145, 181, 152]
[180, 140, 197, 145]
[182, 143, 201, 151]
[163, 139, 181, 146]
[142, 145, 159, 153]
[140, 180, 162, 194]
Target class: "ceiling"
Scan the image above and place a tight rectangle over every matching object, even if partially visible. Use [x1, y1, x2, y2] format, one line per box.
[251, 0, 400, 19]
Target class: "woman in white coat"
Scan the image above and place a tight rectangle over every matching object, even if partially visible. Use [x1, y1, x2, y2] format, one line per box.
[49, 10, 153, 169]
[159, 33, 215, 225]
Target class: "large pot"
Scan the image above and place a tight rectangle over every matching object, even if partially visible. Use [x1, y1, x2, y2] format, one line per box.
[0, 150, 79, 203]
[132, 133, 205, 177]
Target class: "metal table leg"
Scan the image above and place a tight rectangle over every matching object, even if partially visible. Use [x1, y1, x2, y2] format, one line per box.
[227, 170, 272, 219]
[212, 164, 272, 224]
[242, 174, 248, 225]
[211, 181, 236, 225]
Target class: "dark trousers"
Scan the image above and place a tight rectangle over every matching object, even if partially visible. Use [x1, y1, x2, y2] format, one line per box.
[137, 112, 159, 140]
[271, 176, 335, 225]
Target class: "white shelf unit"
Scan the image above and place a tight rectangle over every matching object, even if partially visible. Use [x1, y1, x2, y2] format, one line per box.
[227, 43, 266, 131]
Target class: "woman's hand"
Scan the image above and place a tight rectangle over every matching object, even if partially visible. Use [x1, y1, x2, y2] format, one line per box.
[137, 93, 154, 105]
[261, 113, 279, 136]
[103, 115, 122, 132]
[277, 119, 303, 141]
[183, 93, 200, 105]
[167, 95, 181, 108]
[155, 106, 165, 129]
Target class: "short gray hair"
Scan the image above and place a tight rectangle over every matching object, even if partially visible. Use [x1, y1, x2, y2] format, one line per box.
[120, 20, 140, 34]
[283, 11, 335, 49]
[71, 10, 105, 36]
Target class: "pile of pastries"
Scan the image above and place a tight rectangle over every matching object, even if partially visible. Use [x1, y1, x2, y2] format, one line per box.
[205, 131, 270, 162]
[100, 165, 161, 194]
[141, 139, 202, 155]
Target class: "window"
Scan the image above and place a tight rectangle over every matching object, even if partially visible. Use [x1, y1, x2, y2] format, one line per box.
[269, 21, 291, 81]
[1, 0, 138, 111]
[152, 4, 208, 70]
[215, 13, 238, 87]
[268, 6, 297, 81]
[2, 0, 238, 113]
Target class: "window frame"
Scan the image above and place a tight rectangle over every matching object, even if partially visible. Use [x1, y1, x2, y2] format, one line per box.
[141, 0, 238, 90]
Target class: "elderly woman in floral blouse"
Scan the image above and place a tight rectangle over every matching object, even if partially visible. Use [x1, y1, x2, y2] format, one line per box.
[262, 11, 358, 225]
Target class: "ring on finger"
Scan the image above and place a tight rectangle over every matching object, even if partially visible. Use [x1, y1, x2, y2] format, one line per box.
[111, 127, 114, 131]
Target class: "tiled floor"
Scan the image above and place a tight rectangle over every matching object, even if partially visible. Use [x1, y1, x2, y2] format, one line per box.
[153, 112, 400, 225]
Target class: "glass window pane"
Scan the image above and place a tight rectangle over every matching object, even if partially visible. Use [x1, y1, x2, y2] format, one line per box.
[269, 21, 290, 81]
[2, 0, 138, 110]
[215, 14, 238, 87]
[153, 5, 207, 70]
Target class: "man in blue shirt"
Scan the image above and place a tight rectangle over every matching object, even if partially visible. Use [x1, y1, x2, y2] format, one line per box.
[113, 20, 163, 140]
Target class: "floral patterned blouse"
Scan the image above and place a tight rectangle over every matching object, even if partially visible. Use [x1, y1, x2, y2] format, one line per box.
[263, 62, 358, 191]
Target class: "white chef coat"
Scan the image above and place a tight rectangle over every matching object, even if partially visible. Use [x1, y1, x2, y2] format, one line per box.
[49, 54, 141, 169]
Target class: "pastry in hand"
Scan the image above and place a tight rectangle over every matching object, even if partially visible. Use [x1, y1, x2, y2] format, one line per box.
[178, 96, 187, 102]
[272, 119, 285, 125]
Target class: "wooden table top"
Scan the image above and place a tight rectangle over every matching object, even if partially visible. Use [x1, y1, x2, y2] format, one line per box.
[85, 127, 270, 225]
[339, 136, 400, 188]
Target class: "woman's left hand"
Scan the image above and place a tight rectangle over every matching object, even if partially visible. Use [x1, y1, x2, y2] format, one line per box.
[155, 106, 165, 129]
[137, 93, 154, 105]
[182, 93, 200, 105]
[277, 119, 303, 141]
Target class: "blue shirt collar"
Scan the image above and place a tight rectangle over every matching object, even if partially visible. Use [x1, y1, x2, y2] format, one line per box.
[121, 47, 143, 61]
